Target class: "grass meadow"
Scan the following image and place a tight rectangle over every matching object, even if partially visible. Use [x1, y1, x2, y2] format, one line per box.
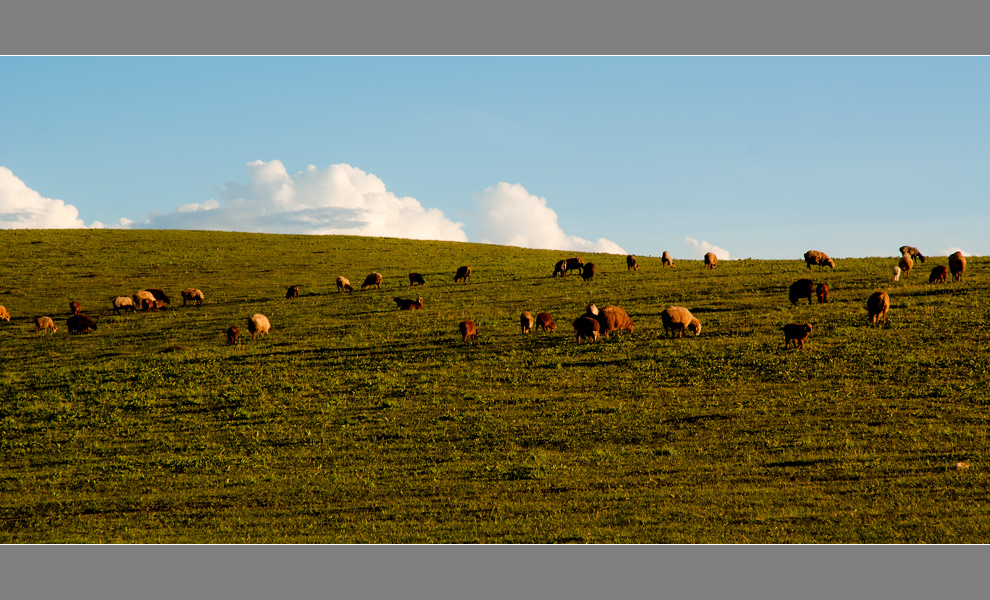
[1, 229, 988, 543]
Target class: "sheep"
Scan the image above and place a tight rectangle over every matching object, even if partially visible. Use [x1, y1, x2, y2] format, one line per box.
[247, 313, 271, 339]
[803, 250, 835, 270]
[949, 251, 966, 281]
[626, 255, 639, 271]
[0, 305, 9, 321]
[286, 285, 300, 299]
[362, 272, 383, 290]
[581, 262, 596, 282]
[394, 297, 424, 310]
[35, 316, 57, 333]
[892, 266, 901, 282]
[408, 272, 426, 286]
[112, 296, 136, 315]
[226, 326, 240, 345]
[454, 265, 472, 283]
[133, 290, 155, 308]
[181, 288, 205, 306]
[867, 290, 890, 327]
[552, 260, 568, 277]
[458, 320, 478, 342]
[589, 305, 634, 338]
[898, 253, 914, 279]
[704, 252, 717, 270]
[929, 265, 949, 284]
[899, 246, 926, 264]
[66, 314, 97, 334]
[662, 251, 675, 268]
[336, 276, 353, 292]
[536, 312, 556, 333]
[816, 282, 830, 304]
[572, 316, 600, 344]
[520, 311, 534, 334]
[145, 288, 170, 304]
[69, 300, 82, 315]
[660, 306, 701, 338]
[142, 298, 166, 312]
[782, 322, 813, 350]
[564, 257, 584, 274]
[788, 278, 815, 306]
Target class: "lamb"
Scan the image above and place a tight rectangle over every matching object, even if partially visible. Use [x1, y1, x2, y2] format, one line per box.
[35, 316, 57, 333]
[226, 326, 240, 345]
[112, 296, 136, 315]
[408, 272, 426, 286]
[362, 272, 383, 290]
[949, 251, 966, 281]
[394, 297, 424, 310]
[552, 260, 568, 277]
[286, 285, 300, 299]
[929, 265, 949, 284]
[660, 306, 702, 338]
[588, 304, 634, 338]
[66, 314, 97, 334]
[816, 282, 830, 304]
[181, 288, 205, 306]
[581, 262, 596, 282]
[145, 288, 170, 304]
[454, 265, 472, 283]
[142, 298, 166, 312]
[336, 276, 353, 292]
[0, 305, 8, 321]
[867, 290, 890, 327]
[898, 254, 914, 279]
[536, 312, 556, 332]
[133, 290, 155, 308]
[247, 313, 271, 339]
[69, 301, 82, 315]
[520, 311, 534, 334]
[662, 251, 675, 268]
[564, 257, 585, 274]
[892, 266, 901, 282]
[898, 246, 926, 264]
[803, 250, 835, 270]
[782, 322, 813, 350]
[788, 278, 815, 306]
[572, 316, 600, 344]
[626, 255, 639, 271]
[704, 252, 717, 270]
[458, 320, 478, 342]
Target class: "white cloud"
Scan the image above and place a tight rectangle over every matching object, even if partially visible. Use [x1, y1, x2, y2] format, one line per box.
[475, 182, 626, 255]
[942, 246, 973, 257]
[143, 160, 468, 242]
[0, 166, 88, 228]
[685, 236, 731, 260]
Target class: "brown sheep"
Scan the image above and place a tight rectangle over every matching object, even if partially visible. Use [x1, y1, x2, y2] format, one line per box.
[536, 312, 556, 333]
[589, 305, 634, 338]
[552, 260, 568, 277]
[362, 272, 383, 290]
[662, 251, 675, 268]
[949, 251, 966, 281]
[143, 298, 167, 312]
[867, 290, 890, 327]
[788, 279, 815, 306]
[458, 320, 478, 342]
[248, 313, 271, 339]
[804, 250, 835, 270]
[133, 290, 155, 308]
[898, 254, 914, 279]
[66, 314, 97, 334]
[816, 282, 830, 304]
[899, 246, 925, 263]
[454, 265, 472, 283]
[69, 300, 82, 315]
[112, 296, 136, 315]
[336, 276, 353, 292]
[573, 315, 600, 344]
[581, 262, 596, 282]
[782, 322, 813, 350]
[564, 257, 584, 274]
[394, 297, 424, 310]
[181, 288, 205, 306]
[626, 255, 639, 271]
[660, 306, 702, 338]
[408, 272, 426, 286]
[520, 311, 534, 334]
[704, 252, 717, 270]
[929, 265, 949, 284]
[145, 288, 170, 304]
[286, 285, 300, 299]
[226, 326, 240, 345]
[0, 305, 9, 321]
[35, 316, 57, 333]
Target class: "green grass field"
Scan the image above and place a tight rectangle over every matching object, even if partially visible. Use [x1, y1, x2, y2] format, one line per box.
[1, 229, 988, 543]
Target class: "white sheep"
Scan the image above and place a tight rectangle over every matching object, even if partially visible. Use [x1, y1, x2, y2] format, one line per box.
[35, 316, 57, 333]
[112, 296, 136, 315]
[133, 290, 155, 308]
[247, 313, 272, 339]
[181, 288, 206, 306]
[660, 306, 702, 338]
[892, 266, 901, 282]
[898, 253, 914, 279]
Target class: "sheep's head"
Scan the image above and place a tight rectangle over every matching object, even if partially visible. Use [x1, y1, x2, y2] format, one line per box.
[826, 258, 836, 269]
[688, 319, 702, 336]
[586, 303, 599, 315]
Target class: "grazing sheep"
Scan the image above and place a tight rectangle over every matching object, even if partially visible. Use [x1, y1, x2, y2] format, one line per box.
[816, 282, 830, 304]
[0, 305, 9, 321]
[247, 313, 271, 339]
[394, 296, 424, 310]
[35, 316, 57, 333]
[782, 322, 813, 350]
[581, 262, 596, 282]
[949, 251, 967, 281]
[226, 326, 240, 345]
[929, 265, 949, 284]
[662, 251, 675, 268]
[552, 260, 568, 277]
[66, 314, 97, 334]
[589, 305, 634, 338]
[626, 255, 639, 271]
[133, 290, 155, 308]
[893, 266, 901, 282]
[520, 311, 534, 334]
[336, 276, 353, 293]
[112, 296, 136, 315]
[454, 265, 472, 283]
[69, 301, 82, 315]
[181, 288, 205, 306]
[408, 272, 426, 286]
[788, 278, 815, 306]
[145, 288, 170, 304]
[898, 254, 914, 279]
[704, 252, 717, 270]
[804, 250, 835, 270]
[362, 272, 383, 290]
[660, 306, 702, 338]
[564, 257, 585, 274]
[867, 290, 890, 327]
[536, 312, 556, 333]
[142, 298, 166, 312]
[286, 285, 300, 299]
[458, 320, 478, 342]
[899, 246, 926, 264]
[573, 316, 600, 344]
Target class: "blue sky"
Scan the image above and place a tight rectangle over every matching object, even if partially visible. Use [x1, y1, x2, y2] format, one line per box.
[2, 56, 987, 259]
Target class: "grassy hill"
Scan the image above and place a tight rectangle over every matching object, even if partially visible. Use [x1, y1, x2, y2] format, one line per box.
[1, 229, 988, 542]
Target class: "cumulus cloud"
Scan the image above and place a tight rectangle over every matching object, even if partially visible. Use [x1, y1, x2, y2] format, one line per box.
[942, 246, 973, 257]
[142, 160, 468, 242]
[0, 166, 88, 228]
[475, 182, 626, 254]
[685, 236, 731, 260]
